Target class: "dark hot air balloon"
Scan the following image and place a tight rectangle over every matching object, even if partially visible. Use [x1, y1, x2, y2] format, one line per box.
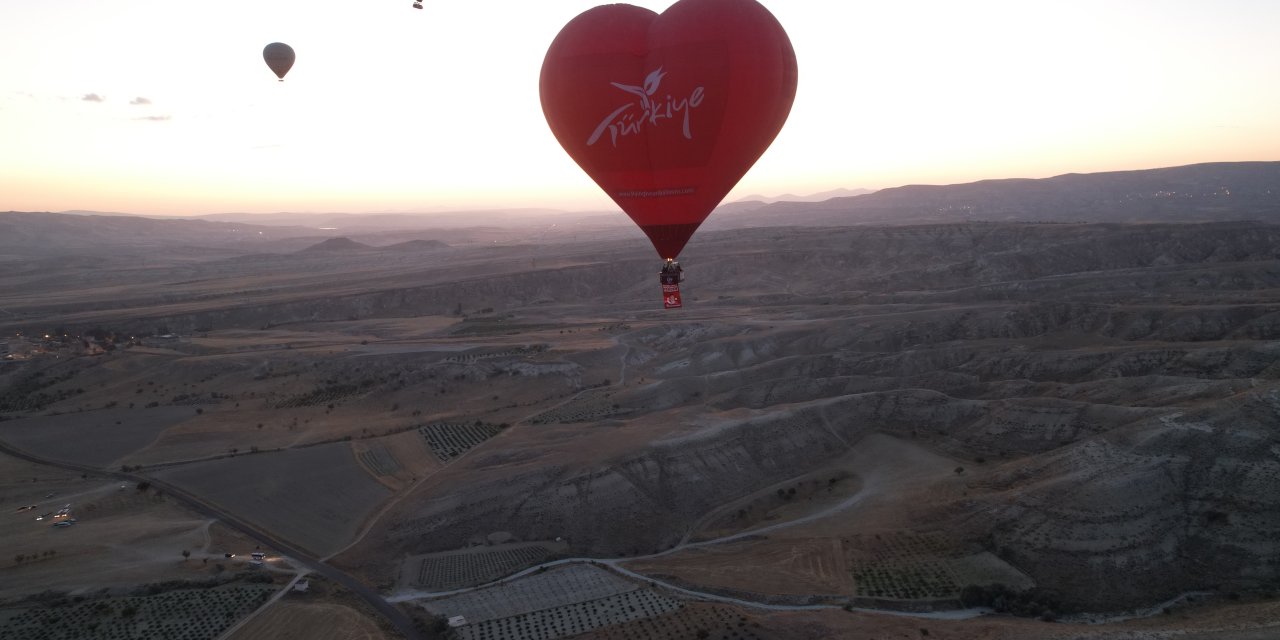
[540, 0, 797, 307]
[263, 42, 295, 81]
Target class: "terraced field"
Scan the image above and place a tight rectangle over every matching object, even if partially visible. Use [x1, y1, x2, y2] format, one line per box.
[443, 345, 548, 364]
[575, 603, 764, 640]
[417, 422, 502, 461]
[526, 389, 626, 425]
[848, 533, 961, 600]
[421, 565, 682, 640]
[457, 588, 681, 640]
[413, 544, 554, 590]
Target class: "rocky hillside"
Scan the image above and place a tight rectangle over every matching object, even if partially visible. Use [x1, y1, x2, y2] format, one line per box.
[728, 161, 1280, 226]
[333, 220, 1280, 612]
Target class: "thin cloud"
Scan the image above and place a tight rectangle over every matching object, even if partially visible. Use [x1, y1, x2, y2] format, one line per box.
[133, 115, 172, 122]
[82, 93, 105, 102]
[129, 96, 151, 105]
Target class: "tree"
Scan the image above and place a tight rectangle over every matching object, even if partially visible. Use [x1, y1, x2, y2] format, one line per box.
[182, 549, 191, 560]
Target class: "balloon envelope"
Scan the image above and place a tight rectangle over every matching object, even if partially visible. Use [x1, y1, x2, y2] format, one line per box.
[263, 42, 295, 80]
[540, 0, 797, 259]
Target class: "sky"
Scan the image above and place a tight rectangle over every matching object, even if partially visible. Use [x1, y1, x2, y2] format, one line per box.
[1, 0, 1278, 216]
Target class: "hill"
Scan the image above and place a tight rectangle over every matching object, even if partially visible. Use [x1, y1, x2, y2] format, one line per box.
[4, 162, 1277, 259]
[383, 239, 449, 252]
[744, 161, 1280, 226]
[297, 237, 375, 254]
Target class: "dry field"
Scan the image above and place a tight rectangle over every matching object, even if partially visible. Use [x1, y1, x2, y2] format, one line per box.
[0, 406, 196, 467]
[690, 468, 861, 542]
[0, 451, 266, 601]
[152, 443, 392, 556]
[0, 582, 278, 640]
[626, 538, 853, 598]
[226, 600, 390, 640]
[402, 541, 568, 590]
[419, 564, 682, 640]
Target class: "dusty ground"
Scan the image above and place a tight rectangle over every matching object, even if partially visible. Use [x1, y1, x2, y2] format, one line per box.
[226, 572, 403, 640]
[227, 600, 390, 640]
[0, 451, 260, 602]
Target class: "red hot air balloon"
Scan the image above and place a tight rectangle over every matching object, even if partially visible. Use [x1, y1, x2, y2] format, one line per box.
[263, 42, 296, 81]
[540, 0, 797, 273]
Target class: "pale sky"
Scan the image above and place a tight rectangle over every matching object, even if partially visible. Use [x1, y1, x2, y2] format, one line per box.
[1, 0, 1277, 216]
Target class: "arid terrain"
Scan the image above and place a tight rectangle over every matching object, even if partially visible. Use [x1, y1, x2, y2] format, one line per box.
[3, 162, 1280, 639]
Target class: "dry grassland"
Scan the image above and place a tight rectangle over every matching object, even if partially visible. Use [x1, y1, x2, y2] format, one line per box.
[0, 452, 257, 601]
[0, 407, 195, 467]
[226, 600, 391, 640]
[627, 538, 853, 597]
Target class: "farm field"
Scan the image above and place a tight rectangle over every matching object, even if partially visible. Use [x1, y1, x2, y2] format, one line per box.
[152, 443, 391, 556]
[418, 564, 681, 640]
[418, 422, 503, 461]
[0, 582, 277, 640]
[625, 537, 853, 598]
[0, 407, 197, 467]
[454, 587, 682, 640]
[226, 599, 390, 640]
[226, 569, 407, 640]
[569, 602, 769, 640]
[405, 541, 565, 590]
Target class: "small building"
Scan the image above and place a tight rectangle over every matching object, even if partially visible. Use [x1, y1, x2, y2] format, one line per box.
[293, 580, 310, 592]
[448, 616, 468, 628]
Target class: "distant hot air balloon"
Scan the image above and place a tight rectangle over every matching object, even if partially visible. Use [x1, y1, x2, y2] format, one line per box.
[263, 42, 295, 81]
[540, 0, 797, 307]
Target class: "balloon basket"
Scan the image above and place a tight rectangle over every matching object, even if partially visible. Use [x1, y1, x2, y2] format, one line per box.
[660, 273, 683, 309]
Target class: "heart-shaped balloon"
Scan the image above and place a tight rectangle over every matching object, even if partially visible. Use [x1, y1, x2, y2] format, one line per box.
[540, 0, 797, 260]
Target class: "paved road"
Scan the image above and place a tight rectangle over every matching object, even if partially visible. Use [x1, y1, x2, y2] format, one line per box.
[0, 440, 424, 640]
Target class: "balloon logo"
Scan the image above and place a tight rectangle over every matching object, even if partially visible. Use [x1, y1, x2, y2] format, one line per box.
[263, 42, 296, 81]
[540, 0, 797, 260]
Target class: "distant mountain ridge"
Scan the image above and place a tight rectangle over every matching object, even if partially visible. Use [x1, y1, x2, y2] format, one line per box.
[298, 237, 374, 253]
[734, 187, 875, 203]
[4, 162, 1278, 258]
[748, 161, 1280, 226]
[295, 237, 449, 253]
